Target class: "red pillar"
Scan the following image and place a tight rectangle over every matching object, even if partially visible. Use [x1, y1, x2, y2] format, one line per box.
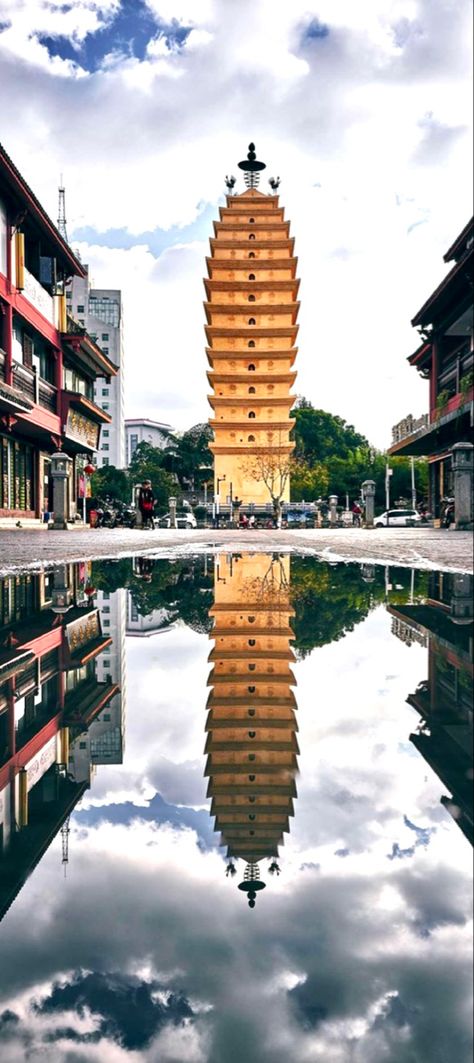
[429, 342, 438, 421]
[3, 302, 13, 385]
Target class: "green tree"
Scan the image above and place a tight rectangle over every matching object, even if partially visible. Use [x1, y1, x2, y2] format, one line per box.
[90, 465, 130, 502]
[128, 441, 177, 510]
[292, 399, 368, 463]
[290, 457, 329, 502]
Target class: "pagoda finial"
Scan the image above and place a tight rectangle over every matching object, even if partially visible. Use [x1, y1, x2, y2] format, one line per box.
[238, 862, 267, 908]
[238, 142, 266, 189]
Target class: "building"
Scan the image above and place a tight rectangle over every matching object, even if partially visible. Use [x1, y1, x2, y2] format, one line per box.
[205, 553, 298, 907]
[125, 418, 173, 466]
[67, 272, 125, 469]
[0, 144, 117, 525]
[389, 218, 473, 524]
[206, 144, 299, 509]
[389, 571, 473, 845]
[0, 564, 123, 920]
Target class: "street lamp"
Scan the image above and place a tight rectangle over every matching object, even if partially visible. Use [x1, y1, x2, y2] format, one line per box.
[215, 475, 226, 527]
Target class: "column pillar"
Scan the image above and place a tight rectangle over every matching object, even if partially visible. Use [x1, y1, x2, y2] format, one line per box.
[50, 451, 72, 530]
[451, 443, 474, 530]
[329, 494, 338, 526]
[362, 480, 376, 528]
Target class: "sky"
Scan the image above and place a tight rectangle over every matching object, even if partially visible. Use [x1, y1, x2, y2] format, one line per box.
[0, 569, 472, 1063]
[0, 0, 472, 445]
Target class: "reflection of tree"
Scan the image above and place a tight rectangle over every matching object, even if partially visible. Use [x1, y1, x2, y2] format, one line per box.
[289, 559, 386, 657]
[92, 559, 214, 634]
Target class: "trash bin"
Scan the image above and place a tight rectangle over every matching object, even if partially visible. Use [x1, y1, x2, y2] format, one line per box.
[89, 510, 98, 528]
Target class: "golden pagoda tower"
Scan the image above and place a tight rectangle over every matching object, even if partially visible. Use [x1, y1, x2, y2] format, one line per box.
[205, 553, 298, 907]
[205, 144, 299, 509]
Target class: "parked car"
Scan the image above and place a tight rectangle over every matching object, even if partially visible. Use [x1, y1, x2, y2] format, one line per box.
[285, 510, 314, 525]
[156, 511, 197, 529]
[375, 509, 422, 528]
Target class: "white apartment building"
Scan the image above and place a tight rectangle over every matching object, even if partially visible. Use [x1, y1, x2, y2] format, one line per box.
[67, 269, 125, 469]
[125, 418, 173, 465]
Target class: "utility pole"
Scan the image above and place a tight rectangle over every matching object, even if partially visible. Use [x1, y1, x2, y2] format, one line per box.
[385, 463, 393, 525]
[411, 457, 416, 510]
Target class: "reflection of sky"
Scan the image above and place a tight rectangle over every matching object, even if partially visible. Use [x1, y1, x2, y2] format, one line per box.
[0, 591, 472, 1062]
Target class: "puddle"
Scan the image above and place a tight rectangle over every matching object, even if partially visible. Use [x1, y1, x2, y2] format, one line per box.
[0, 554, 472, 1062]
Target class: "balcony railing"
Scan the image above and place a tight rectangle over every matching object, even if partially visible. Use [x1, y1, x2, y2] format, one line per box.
[22, 267, 55, 325]
[391, 413, 429, 444]
[12, 360, 57, 413]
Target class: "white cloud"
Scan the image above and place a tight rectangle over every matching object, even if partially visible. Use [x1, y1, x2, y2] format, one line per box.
[0, 0, 472, 441]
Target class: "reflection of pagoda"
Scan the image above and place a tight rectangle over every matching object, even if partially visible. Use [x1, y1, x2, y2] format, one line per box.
[205, 554, 298, 906]
[389, 572, 473, 844]
[0, 565, 123, 921]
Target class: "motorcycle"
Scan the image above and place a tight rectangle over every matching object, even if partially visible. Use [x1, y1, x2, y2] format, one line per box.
[95, 496, 117, 529]
[115, 501, 137, 529]
[440, 496, 455, 528]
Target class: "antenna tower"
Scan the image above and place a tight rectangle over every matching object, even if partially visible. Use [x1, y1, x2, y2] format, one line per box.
[61, 816, 71, 876]
[57, 176, 68, 242]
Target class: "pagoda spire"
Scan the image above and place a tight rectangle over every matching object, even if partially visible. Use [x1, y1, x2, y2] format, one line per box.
[238, 142, 266, 189]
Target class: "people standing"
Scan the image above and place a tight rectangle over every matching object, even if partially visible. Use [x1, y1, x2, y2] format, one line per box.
[352, 501, 362, 527]
[138, 479, 155, 529]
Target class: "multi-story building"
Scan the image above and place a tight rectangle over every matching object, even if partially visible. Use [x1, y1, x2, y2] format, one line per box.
[0, 564, 122, 919]
[206, 144, 298, 510]
[206, 553, 298, 907]
[0, 144, 117, 525]
[125, 418, 173, 465]
[67, 273, 125, 469]
[389, 218, 473, 523]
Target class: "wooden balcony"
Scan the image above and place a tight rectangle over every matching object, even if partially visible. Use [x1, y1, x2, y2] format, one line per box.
[11, 360, 57, 413]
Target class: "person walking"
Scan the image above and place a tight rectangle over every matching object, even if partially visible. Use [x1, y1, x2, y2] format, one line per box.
[352, 501, 362, 527]
[138, 479, 155, 529]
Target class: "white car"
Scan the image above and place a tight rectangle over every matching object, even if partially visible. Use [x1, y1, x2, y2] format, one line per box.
[375, 509, 421, 528]
[156, 511, 197, 529]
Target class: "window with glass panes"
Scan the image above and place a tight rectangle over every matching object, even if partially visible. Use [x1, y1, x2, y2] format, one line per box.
[0, 436, 35, 511]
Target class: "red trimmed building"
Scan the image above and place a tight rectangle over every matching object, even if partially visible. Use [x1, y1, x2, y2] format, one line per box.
[389, 218, 473, 522]
[0, 143, 117, 525]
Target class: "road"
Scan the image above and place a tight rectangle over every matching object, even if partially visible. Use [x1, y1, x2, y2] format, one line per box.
[0, 526, 472, 576]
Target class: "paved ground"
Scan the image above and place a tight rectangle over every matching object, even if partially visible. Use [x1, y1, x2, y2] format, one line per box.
[0, 526, 472, 575]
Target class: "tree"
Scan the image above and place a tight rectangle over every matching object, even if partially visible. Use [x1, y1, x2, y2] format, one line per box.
[291, 457, 329, 502]
[292, 399, 368, 463]
[242, 443, 292, 526]
[128, 442, 177, 510]
[90, 465, 130, 502]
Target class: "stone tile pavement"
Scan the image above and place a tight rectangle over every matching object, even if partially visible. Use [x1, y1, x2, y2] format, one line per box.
[0, 526, 472, 576]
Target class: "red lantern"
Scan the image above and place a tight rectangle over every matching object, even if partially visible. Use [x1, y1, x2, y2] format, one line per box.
[84, 463, 96, 476]
[84, 585, 96, 596]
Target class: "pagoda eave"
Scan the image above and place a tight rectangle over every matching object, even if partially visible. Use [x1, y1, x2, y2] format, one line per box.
[206, 326, 298, 339]
[208, 395, 297, 408]
[204, 303, 300, 323]
[209, 444, 295, 456]
[206, 256, 298, 270]
[210, 238, 295, 252]
[209, 419, 295, 430]
[204, 279, 300, 295]
[207, 371, 297, 384]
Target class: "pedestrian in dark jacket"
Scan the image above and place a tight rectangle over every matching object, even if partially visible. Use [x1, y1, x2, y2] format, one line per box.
[138, 480, 155, 529]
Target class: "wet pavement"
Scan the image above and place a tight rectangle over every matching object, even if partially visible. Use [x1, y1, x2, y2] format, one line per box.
[0, 525, 473, 575]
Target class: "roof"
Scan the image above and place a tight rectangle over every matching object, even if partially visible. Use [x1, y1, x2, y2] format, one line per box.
[0, 142, 86, 279]
[125, 418, 173, 430]
[443, 217, 474, 263]
[411, 250, 473, 328]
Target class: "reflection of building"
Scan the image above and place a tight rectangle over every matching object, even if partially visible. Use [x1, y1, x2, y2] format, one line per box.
[126, 592, 175, 637]
[0, 145, 118, 525]
[389, 572, 473, 844]
[388, 218, 473, 522]
[206, 554, 298, 906]
[206, 144, 298, 506]
[0, 566, 124, 920]
[125, 418, 173, 465]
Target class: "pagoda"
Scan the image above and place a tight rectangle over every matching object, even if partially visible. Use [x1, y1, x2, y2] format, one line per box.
[205, 553, 298, 907]
[205, 144, 299, 508]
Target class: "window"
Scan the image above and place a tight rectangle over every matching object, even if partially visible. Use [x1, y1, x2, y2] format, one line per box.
[102, 458, 109, 466]
[102, 430, 109, 437]
[249, 252, 255, 258]
[101, 444, 109, 451]
[248, 233, 256, 240]
[248, 364, 256, 371]
[102, 348, 109, 355]
[248, 411, 256, 419]
[248, 318, 256, 325]
[77, 304, 85, 313]
[248, 273, 255, 280]
[248, 340, 255, 348]
[249, 386, 256, 394]
[248, 435, 255, 442]
[102, 404, 109, 410]
[101, 333, 109, 341]
[248, 294, 256, 302]
[79, 742, 87, 750]
[130, 434, 138, 457]
[102, 388, 109, 396]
